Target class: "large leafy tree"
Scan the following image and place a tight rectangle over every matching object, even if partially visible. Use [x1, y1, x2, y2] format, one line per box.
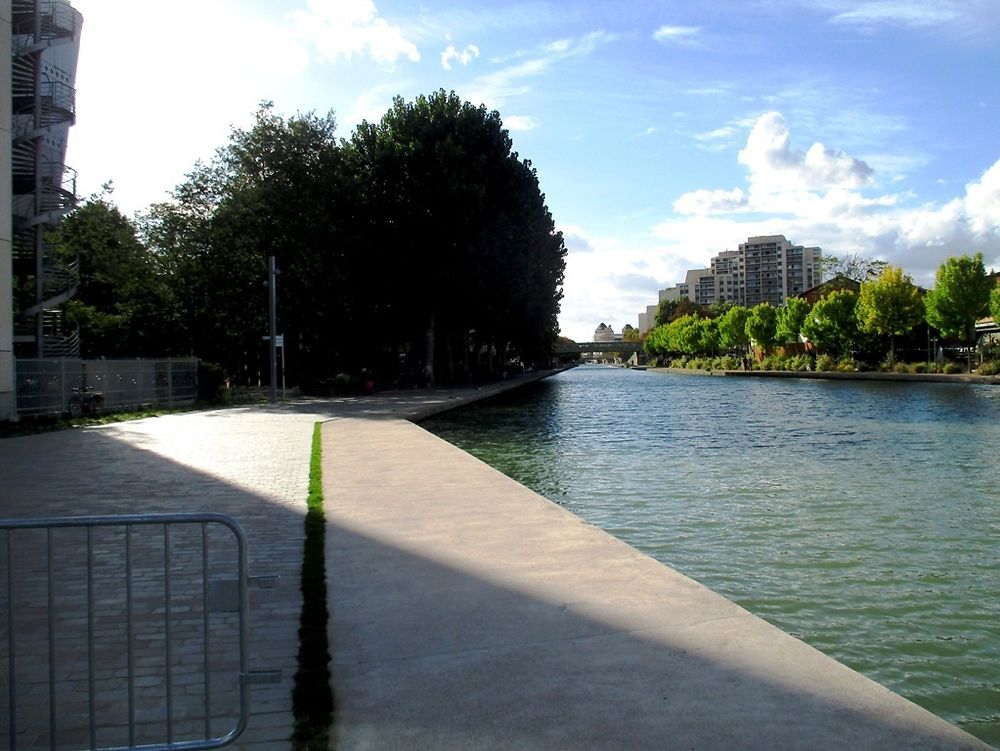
[855, 265, 924, 362]
[346, 90, 565, 382]
[802, 290, 860, 357]
[990, 281, 1000, 326]
[776, 298, 811, 344]
[142, 105, 347, 382]
[717, 305, 750, 351]
[924, 253, 992, 346]
[745, 303, 778, 351]
[51, 191, 170, 357]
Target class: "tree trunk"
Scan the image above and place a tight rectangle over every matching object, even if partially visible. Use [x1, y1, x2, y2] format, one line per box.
[424, 312, 435, 387]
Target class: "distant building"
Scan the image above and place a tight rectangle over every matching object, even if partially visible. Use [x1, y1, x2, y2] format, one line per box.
[638, 304, 658, 334]
[796, 275, 860, 305]
[644, 235, 821, 314]
[593, 323, 621, 342]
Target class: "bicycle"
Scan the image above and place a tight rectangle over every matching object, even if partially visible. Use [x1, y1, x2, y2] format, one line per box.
[67, 386, 105, 417]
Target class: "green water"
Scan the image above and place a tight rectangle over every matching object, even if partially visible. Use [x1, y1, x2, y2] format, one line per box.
[424, 365, 1000, 744]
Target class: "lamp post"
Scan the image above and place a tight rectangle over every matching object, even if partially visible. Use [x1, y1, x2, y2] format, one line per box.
[267, 256, 278, 404]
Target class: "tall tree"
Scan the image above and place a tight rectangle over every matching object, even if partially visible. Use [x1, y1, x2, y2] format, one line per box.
[50, 192, 169, 357]
[346, 90, 565, 382]
[924, 253, 992, 347]
[855, 265, 924, 362]
[990, 281, 1000, 326]
[745, 303, 778, 351]
[776, 298, 812, 344]
[802, 290, 860, 357]
[717, 305, 750, 351]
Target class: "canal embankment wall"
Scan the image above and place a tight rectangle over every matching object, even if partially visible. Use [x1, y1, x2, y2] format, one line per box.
[322, 374, 991, 749]
[649, 366, 1000, 384]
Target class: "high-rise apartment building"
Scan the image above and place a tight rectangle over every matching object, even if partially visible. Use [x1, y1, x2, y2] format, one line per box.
[2, 0, 82, 420]
[650, 235, 821, 312]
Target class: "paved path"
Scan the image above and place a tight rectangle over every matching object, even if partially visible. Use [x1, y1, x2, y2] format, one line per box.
[1, 368, 992, 750]
[0, 374, 553, 750]
[324, 418, 990, 750]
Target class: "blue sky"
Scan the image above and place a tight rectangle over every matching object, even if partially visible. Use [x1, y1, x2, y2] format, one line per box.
[68, 0, 1000, 341]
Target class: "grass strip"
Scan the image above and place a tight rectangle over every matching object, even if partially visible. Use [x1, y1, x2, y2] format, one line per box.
[293, 422, 334, 750]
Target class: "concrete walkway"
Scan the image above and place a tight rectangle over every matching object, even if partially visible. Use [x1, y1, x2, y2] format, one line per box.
[0, 373, 556, 750]
[324, 417, 990, 750]
[1, 370, 991, 749]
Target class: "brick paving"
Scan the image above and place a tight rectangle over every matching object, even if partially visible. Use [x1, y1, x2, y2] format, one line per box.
[0, 405, 326, 750]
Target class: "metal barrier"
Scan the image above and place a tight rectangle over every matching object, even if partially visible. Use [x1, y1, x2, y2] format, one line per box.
[15, 359, 199, 417]
[1, 513, 276, 751]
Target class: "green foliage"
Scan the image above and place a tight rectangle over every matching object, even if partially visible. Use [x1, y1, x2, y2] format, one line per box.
[924, 253, 992, 344]
[943, 362, 964, 374]
[990, 282, 1000, 326]
[134, 93, 565, 384]
[293, 423, 333, 750]
[976, 361, 1000, 375]
[50, 193, 170, 357]
[745, 303, 778, 350]
[816, 353, 837, 371]
[856, 265, 924, 362]
[776, 298, 811, 344]
[802, 290, 860, 356]
[717, 305, 750, 350]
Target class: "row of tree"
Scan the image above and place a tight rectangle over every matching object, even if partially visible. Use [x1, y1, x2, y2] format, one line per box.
[51, 91, 567, 388]
[644, 253, 1000, 362]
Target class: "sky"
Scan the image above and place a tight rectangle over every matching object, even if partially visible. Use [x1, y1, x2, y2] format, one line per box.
[66, 0, 1000, 342]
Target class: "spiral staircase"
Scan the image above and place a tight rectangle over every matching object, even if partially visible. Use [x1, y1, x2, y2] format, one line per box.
[10, 0, 81, 357]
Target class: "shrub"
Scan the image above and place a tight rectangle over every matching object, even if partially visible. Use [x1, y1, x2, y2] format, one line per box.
[911, 362, 928, 373]
[719, 355, 740, 370]
[943, 362, 963, 374]
[836, 358, 856, 372]
[893, 362, 911, 374]
[976, 361, 1000, 375]
[786, 354, 813, 371]
[816, 354, 837, 372]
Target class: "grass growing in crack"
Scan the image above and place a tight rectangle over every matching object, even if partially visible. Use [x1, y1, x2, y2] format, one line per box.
[293, 422, 334, 750]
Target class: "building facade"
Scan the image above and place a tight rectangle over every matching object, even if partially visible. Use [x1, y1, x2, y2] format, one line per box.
[2, 0, 82, 420]
[647, 235, 821, 314]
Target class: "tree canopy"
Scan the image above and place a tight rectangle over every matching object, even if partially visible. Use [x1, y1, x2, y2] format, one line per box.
[855, 265, 924, 361]
[58, 93, 568, 387]
[745, 303, 778, 350]
[802, 290, 860, 356]
[924, 252, 992, 345]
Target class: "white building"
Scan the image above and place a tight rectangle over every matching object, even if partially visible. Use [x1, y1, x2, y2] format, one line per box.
[645, 235, 821, 314]
[593, 323, 621, 342]
[2, 0, 83, 420]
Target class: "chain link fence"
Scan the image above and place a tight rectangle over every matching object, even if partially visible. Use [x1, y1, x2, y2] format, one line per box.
[15, 359, 198, 417]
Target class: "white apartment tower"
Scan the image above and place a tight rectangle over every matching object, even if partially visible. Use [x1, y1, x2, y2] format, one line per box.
[649, 235, 821, 313]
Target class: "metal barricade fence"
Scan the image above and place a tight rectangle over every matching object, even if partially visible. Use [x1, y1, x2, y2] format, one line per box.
[14, 359, 199, 417]
[1, 513, 277, 751]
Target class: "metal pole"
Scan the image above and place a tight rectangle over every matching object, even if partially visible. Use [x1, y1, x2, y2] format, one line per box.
[268, 256, 277, 404]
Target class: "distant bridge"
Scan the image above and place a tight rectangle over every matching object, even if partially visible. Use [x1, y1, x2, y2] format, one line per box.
[553, 341, 644, 356]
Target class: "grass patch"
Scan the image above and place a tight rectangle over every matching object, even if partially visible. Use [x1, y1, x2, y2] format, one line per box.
[293, 422, 334, 750]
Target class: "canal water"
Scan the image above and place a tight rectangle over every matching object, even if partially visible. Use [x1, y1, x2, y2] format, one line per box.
[424, 364, 1000, 744]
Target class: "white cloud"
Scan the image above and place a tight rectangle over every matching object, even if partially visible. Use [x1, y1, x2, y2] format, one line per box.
[828, 2, 961, 29]
[505, 115, 540, 131]
[464, 31, 615, 109]
[737, 112, 874, 191]
[652, 25, 702, 44]
[289, 0, 420, 66]
[658, 112, 1000, 284]
[441, 43, 480, 70]
[674, 188, 747, 215]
